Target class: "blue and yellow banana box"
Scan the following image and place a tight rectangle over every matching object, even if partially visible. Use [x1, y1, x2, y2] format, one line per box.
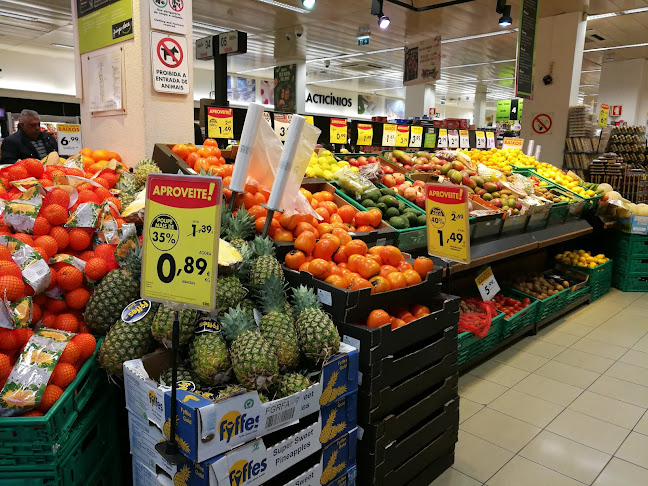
[124, 343, 359, 464]
[271, 459, 357, 486]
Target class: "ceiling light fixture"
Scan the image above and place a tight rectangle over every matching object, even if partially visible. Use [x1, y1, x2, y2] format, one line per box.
[0, 11, 39, 21]
[579, 84, 599, 87]
[307, 74, 373, 84]
[238, 65, 276, 73]
[584, 42, 648, 52]
[301, 0, 316, 9]
[51, 43, 74, 49]
[192, 21, 228, 32]
[581, 69, 602, 72]
[444, 58, 516, 69]
[371, 0, 390, 29]
[307, 46, 403, 63]
[442, 29, 517, 43]
[496, 0, 513, 27]
[256, 0, 311, 13]
[587, 7, 648, 21]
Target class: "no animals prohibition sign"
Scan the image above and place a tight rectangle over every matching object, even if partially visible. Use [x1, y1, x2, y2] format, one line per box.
[157, 37, 183, 69]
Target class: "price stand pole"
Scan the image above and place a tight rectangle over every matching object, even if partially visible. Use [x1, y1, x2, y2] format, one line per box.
[229, 102, 264, 210]
[141, 174, 222, 464]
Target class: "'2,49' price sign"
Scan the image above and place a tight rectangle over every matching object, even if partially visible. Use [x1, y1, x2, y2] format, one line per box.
[425, 183, 470, 264]
[141, 174, 222, 311]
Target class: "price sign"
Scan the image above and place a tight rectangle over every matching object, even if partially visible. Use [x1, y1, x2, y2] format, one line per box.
[425, 183, 470, 263]
[459, 130, 470, 148]
[502, 137, 524, 149]
[448, 130, 459, 148]
[303, 115, 314, 125]
[274, 114, 292, 141]
[357, 123, 373, 145]
[598, 103, 609, 127]
[330, 118, 347, 144]
[437, 128, 448, 148]
[423, 128, 437, 148]
[410, 126, 423, 148]
[206, 107, 234, 139]
[263, 112, 272, 125]
[486, 131, 496, 149]
[475, 266, 500, 301]
[141, 174, 222, 311]
[382, 124, 396, 146]
[56, 124, 82, 155]
[395, 125, 410, 147]
[475, 131, 486, 149]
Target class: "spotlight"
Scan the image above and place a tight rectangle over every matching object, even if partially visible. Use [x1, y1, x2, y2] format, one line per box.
[499, 5, 512, 27]
[378, 15, 391, 29]
[302, 0, 315, 9]
[371, 0, 390, 29]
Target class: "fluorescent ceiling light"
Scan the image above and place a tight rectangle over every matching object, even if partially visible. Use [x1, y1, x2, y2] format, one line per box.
[441, 29, 517, 44]
[370, 86, 403, 91]
[238, 65, 276, 73]
[584, 42, 648, 52]
[256, 0, 311, 13]
[480, 77, 515, 82]
[587, 7, 648, 20]
[307, 47, 403, 64]
[192, 22, 228, 32]
[302, 0, 316, 9]
[0, 12, 39, 21]
[579, 84, 599, 87]
[51, 43, 74, 49]
[445, 58, 515, 69]
[581, 69, 601, 72]
[307, 74, 372, 84]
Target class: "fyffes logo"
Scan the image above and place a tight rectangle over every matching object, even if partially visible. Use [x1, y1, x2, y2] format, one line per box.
[148, 391, 163, 412]
[219, 411, 260, 443]
[228, 459, 267, 486]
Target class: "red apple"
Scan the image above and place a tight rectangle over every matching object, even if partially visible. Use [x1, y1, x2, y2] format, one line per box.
[367, 156, 377, 164]
[349, 159, 360, 167]
[357, 156, 367, 165]
[393, 173, 405, 185]
[382, 174, 396, 187]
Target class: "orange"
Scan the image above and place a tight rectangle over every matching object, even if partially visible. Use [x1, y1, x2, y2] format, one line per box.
[57, 267, 83, 291]
[32, 217, 52, 236]
[49, 227, 70, 252]
[37, 385, 63, 412]
[91, 149, 111, 162]
[71, 333, 96, 361]
[65, 288, 91, 310]
[31, 303, 41, 324]
[80, 148, 94, 157]
[42, 205, 68, 226]
[34, 236, 58, 259]
[366, 310, 391, 328]
[0, 261, 22, 279]
[68, 228, 92, 251]
[54, 313, 79, 333]
[0, 245, 13, 261]
[84, 258, 108, 280]
[49, 363, 76, 388]
[0, 275, 25, 301]
[44, 188, 70, 208]
[12, 233, 34, 247]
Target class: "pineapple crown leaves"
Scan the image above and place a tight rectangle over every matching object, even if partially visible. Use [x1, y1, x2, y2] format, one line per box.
[227, 209, 255, 241]
[234, 243, 254, 283]
[251, 236, 276, 259]
[251, 273, 288, 314]
[292, 285, 322, 315]
[135, 158, 158, 169]
[220, 304, 258, 343]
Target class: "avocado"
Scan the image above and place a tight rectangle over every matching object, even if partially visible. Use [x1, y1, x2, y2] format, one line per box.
[403, 207, 419, 214]
[385, 207, 400, 219]
[376, 202, 388, 214]
[380, 188, 397, 197]
[398, 200, 406, 212]
[404, 212, 419, 226]
[416, 214, 427, 226]
[361, 199, 376, 208]
[365, 189, 382, 202]
[378, 195, 399, 208]
[389, 215, 410, 229]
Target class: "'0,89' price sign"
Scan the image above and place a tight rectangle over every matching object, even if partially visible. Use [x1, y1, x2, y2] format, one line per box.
[207, 107, 234, 139]
[141, 174, 222, 311]
[330, 118, 348, 144]
[425, 183, 470, 263]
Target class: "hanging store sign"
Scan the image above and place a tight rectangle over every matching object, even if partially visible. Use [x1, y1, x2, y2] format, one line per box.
[496, 99, 523, 122]
[151, 32, 190, 94]
[403, 35, 441, 86]
[76, 0, 133, 54]
[502, 137, 524, 149]
[515, 0, 539, 99]
[149, 0, 187, 35]
[459, 130, 470, 148]
[274, 64, 297, 113]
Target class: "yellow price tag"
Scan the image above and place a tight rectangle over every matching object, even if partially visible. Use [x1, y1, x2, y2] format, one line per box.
[382, 124, 396, 146]
[426, 183, 470, 263]
[437, 128, 448, 148]
[141, 174, 222, 311]
[598, 104, 609, 127]
[486, 131, 495, 148]
[410, 126, 423, 147]
[330, 118, 347, 143]
[395, 125, 410, 147]
[475, 266, 500, 300]
[502, 137, 524, 149]
[475, 131, 486, 149]
[304, 115, 314, 125]
[357, 123, 373, 145]
[207, 107, 233, 139]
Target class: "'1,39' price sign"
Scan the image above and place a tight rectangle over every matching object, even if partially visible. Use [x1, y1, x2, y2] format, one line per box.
[425, 183, 470, 263]
[207, 107, 234, 139]
[141, 174, 222, 311]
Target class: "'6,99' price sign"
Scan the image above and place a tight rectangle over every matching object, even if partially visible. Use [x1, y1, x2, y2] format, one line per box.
[425, 183, 470, 264]
[141, 174, 222, 311]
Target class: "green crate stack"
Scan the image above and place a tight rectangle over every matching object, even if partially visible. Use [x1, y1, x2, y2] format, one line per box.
[565, 286, 590, 306]
[514, 286, 571, 321]
[457, 312, 505, 365]
[563, 260, 613, 302]
[500, 290, 539, 337]
[610, 233, 648, 292]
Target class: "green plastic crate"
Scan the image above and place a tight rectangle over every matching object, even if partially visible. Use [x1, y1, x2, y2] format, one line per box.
[615, 256, 648, 277]
[565, 286, 590, 306]
[611, 233, 648, 258]
[458, 312, 504, 365]
[612, 270, 648, 292]
[0, 340, 102, 464]
[564, 260, 613, 302]
[522, 170, 602, 214]
[514, 286, 571, 321]
[501, 290, 538, 337]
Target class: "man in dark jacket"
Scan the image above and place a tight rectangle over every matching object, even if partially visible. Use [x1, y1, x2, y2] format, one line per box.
[1, 109, 58, 164]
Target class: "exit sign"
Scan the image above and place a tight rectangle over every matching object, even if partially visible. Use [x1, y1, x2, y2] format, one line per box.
[358, 36, 370, 46]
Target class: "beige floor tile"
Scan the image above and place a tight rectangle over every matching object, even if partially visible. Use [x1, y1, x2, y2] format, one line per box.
[553, 348, 616, 373]
[633, 335, 648, 354]
[460, 397, 484, 424]
[589, 375, 648, 408]
[460, 408, 541, 453]
[430, 467, 483, 486]
[634, 411, 648, 436]
[511, 337, 566, 359]
[568, 391, 646, 430]
[467, 360, 530, 387]
[453, 430, 515, 483]
[571, 337, 629, 360]
[491, 347, 550, 372]
[459, 375, 509, 405]
[534, 329, 582, 347]
[616, 432, 648, 469]
[587, 328, 644, 349]
[593, 457, 648, 486]
[568, 305, 621, 326]
[554, 320, 596, 337]
[519, 430, 611, 484]
[488, 389, 564, 428]
[535, 360, 601, 388]
[512, 373, 583, 407]
[546, 408, 631, 454]
[606, 361, 648, 388]
[619, 349, 648, 370]
[486, 455, 585, 486]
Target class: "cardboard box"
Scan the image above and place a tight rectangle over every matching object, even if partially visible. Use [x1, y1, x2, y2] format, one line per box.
[124, 343, 359, 463]
[267, 459, 356, 486]
[132, 455, 160, 486]
[152, 143, 195, 174]
[617, 214, 648, 235]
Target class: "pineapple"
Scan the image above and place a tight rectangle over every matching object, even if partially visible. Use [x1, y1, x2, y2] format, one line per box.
[189, 332, 231, 386]
[225, 208, 255, 251]
[84, 242, 142, 335]
[292, 286, 340, 364]
[234, 242, 254, 284]
[216, 384, 246, 401]
[98, 303, 159, 375]
[273, 373, 313, 398]
[215, 276, 244, 313]
[249, 236, 284, 286]
[134, 159, 162, 188]
[220, 305, 278, 390]
[255, 275, 300, 370]
[115, 173, 139, 211]
[159, 366, 196, 386]
[218, 239, 243, 276]
[239, 298, 256, 320]
[151, 305, 199, 348]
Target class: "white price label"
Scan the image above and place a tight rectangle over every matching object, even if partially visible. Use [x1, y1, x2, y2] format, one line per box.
[475, 266, 500, 301]
[410, 126, 423, 148]
[475, 131, 486, 149]
[448, 130, 459, 148]
[56, 124, 82, 155]
[486, 131, 496, 149]
[274, 114, 292, 141]
[459, 130, 470, 148]
[382, 124, 396, 146]
[437, 128, 448, 148]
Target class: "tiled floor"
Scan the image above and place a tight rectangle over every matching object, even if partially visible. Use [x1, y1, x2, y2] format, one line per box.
[431, 289, 648, 486]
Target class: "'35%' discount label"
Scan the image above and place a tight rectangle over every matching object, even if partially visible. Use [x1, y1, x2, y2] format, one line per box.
[141, 174, 222, 311]
[425, 183, 470, 263]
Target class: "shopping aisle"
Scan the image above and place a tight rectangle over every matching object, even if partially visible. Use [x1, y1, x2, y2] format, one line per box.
[431, 289, 648, 486]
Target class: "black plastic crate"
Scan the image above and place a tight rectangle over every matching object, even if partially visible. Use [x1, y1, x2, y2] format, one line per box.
[409, 450, 455, 486]
[357, 352, 457, 424]
[337, 294, 459, 365]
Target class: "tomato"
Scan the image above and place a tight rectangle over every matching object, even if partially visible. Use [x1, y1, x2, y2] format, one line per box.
[386, 271, 407, 290]
[358, 258, 381, 279]
[369, 276, 391, 294]
[294, 231, 316, 254]
[345, 240, 368, 256]
[285, 250, 306, 270]
[337, 205, 356, 224]
[273, 228, 293, 241]
[367, 209, 383, 228]
[391, 318, 407, 330]
[313, 238, 339, 260]
[366, 309, 391, 328]
[331, 228, 352, 246]
[413, 257, 435, 279]
[309, 258, 331, 279]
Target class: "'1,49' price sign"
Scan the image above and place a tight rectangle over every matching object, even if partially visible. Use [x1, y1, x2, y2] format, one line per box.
[141, 174, 222, 311]
[425, 183, 470, 264]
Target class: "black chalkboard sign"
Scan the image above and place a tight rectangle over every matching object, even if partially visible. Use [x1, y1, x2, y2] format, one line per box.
[516, 0, 539, 99]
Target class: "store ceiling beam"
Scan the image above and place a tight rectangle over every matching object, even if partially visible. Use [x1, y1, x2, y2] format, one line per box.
[384, 0, 478, 12]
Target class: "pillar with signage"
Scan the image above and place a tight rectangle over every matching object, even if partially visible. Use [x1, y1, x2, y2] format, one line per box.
[520, 10, 586, 166]
[405, 85, 436, 118]
[597, 58, 648, 126]
[74, 0, 194, 167]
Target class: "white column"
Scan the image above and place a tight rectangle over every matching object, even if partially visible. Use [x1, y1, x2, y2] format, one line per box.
[473, 85, 487, 128]
[405, 84, 436, 118]
[520, 11, 586, 167]
[75, 0, 194, 167]
[598, 59, 648, 126]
